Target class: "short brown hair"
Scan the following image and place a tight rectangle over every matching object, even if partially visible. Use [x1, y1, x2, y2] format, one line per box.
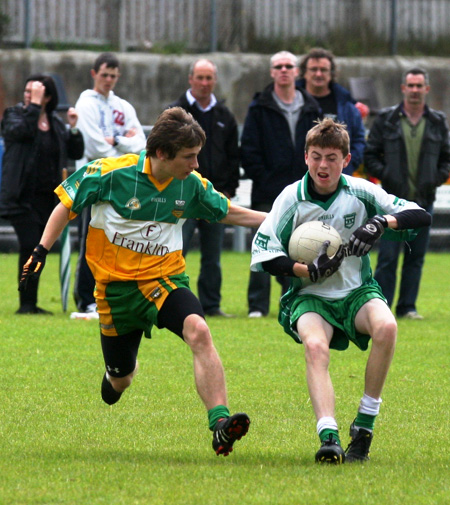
[93, 52, 119, 72]
[146, 107, 206, 160]
[305, 118, 349, 157]
[299, 47, 336, 79]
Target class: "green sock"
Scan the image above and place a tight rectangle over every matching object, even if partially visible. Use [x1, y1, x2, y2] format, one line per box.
[208, 405, 230, 431]
[354, 412, 376, 431]
[319, 428, 340, 445]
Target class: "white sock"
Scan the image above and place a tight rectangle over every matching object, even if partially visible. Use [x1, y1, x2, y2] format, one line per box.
[359, 393, 382, 416]
[316, 416, 338, 436]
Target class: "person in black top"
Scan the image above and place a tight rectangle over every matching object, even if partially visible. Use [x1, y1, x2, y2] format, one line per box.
[364, 67, 450, 319]
[297, 47, 366, 176]
[240, 50, 321, 318]
[169, 59, 240, 317]
[0, 74, 84, 314]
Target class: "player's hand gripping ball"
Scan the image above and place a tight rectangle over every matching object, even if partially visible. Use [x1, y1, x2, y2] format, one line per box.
[289, 221, 342, 264]
[307, 241, 345, 283]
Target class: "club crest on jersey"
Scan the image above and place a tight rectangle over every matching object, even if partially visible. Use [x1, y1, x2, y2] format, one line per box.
[172, 199, 186, 218]
[344, 212, 356, 229]
[125, 197, 141, 210]
[254, 232, 270, 250]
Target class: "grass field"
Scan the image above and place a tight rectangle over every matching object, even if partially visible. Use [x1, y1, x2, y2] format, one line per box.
[0, 250, 449, 505]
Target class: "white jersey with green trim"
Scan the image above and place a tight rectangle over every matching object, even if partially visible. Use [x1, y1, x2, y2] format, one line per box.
[250, 173, 423, 300]
[55, 151, 229, 284]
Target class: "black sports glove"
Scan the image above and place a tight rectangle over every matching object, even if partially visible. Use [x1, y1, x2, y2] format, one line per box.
[307, 241, 345, 283]
[18, 244, 48, 292]
[349, 215, 388, 257]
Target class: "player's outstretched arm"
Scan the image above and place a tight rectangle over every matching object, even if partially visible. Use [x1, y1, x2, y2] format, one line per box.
[39, 203, 71, 250]
[18, 203, 71, 291]
[220, 204, 267, 228]
[349, 209, 431, 257]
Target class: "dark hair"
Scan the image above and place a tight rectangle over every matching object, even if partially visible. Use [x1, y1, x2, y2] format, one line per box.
[146, 107, 206, 160]
[93, 52, 120, 72]
[25, 73, 58, 113]
[402, 66, 429, 85]
[299, 47, 336, 79]
[305, 118, 350, 157]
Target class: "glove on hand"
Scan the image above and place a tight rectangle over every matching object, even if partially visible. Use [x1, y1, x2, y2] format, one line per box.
[18, 244, 48, 292]
[307, 241, 345, 283]
[349, 215, 388, 257]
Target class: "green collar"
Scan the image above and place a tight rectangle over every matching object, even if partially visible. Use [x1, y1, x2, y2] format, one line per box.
[297, 172, 348, 210]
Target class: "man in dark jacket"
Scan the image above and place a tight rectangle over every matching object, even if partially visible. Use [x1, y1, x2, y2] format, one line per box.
[169, 58, 240, 317]
[298, 47, 366, 175]
[364, 67, 450, 319]
[240, 50, 321, 317]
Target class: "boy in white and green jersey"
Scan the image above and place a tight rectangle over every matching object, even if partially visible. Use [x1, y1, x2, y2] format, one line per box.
[19, 107, 267, 457]
[251, 118, 431, 464]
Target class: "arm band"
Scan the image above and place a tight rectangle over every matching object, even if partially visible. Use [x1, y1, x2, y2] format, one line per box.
[262, 256, 296, 277]
[391, 209, 432, 230]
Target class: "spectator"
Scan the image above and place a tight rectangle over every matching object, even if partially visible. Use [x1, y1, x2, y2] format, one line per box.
[0, 74, 84, 314]
[364, 67, 450, 320]
[241, 50, 321, 318]
[298, 47, 366, 175]
[72, 52, 146, 320]
[19, 107, 267, 457]
[169, 58, 240, 317]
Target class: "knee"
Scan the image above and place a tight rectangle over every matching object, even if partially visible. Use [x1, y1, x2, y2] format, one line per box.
[109, 370, 136, 393]
[303, 338, 330, 366]
[373, 319, 397, 349]
[183, 316, 213, 351]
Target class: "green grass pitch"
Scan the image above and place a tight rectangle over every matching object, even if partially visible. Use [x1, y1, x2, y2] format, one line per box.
[0, 250, 448, 504]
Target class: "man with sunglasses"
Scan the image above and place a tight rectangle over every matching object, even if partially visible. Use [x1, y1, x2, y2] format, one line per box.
[72, 53, 146, 321]
[241, 51, 321, 318]
[298, 47, 366, 176]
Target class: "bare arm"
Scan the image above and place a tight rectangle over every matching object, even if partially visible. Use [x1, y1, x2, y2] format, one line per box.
[220, 203, 266, 228]
[40, 203, 71, 251]
[18, 203, 72, 291]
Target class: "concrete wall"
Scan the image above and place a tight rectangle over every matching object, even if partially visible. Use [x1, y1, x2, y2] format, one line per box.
[1, 50, 450, 126]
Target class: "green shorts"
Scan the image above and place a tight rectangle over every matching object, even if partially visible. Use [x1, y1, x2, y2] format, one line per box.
[279, 280, 387, 351]
[96, 273, 191, 337]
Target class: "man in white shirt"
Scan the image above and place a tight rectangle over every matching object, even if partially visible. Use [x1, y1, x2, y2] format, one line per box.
[72, 52, 146, 320]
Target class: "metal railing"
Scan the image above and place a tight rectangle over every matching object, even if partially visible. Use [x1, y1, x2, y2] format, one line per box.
[3, 0, 450, 54]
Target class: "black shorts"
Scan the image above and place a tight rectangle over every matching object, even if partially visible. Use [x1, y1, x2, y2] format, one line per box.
[101, 288, 204, 377]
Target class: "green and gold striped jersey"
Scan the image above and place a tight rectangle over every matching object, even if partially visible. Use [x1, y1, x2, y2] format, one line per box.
[55, 150, 229, 284]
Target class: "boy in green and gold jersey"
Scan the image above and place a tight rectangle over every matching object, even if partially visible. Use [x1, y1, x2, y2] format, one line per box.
[19, 107, 267, 457]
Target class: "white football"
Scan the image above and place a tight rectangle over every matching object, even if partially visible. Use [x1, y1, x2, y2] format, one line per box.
[288, 221, 342, 264]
